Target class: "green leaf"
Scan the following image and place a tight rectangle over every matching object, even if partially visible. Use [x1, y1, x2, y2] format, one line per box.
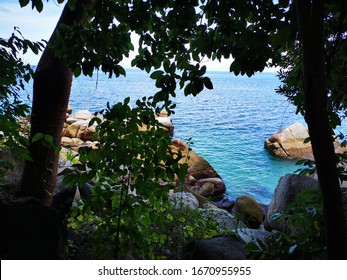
[19, 0, 30, 7]
[74, 66, 82, 77]
[150, 70, 164, 79]
[31, 133, 44, 143]
[33, 0, 44, 12]
[203, 77, 213, 90]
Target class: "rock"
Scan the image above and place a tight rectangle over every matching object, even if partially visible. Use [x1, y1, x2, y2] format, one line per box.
[77, 124, 97, 141]
[183, 236, 246, 260]
[235, 196, 264, 229]
[237, 227, 273, 244]
[66, 120, 87, 138]
[156, 116, 173, 129]
[65, 117, 78, 125]
[198, 207, 238, 230]
[67, 105, 73, 115]
[71, 138, 85, 146]
[199, 182, 214, 197]
[185, 175, 197, 185]
[265, 122, 313, 159]
[169, 192, 199, 210]
[73, 110, 94, 120]
[265, 174, 319, 232]
[170, 139, 226, 198]
[214, 196, 235, 211]
[197, 177, 226, 196]
[61, 136, 74, 147]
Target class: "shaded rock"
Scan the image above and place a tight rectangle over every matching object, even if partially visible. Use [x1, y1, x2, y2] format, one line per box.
[213, 196, 235, 211]
[77, 124, 97, 141]
[185, 175, 197, 185]
[197, 177, 226, 196]
[199, 207, 238, 230]
[198, 182, 214, 197]
[183, 236, 246, 260]
[265, 174, 319, 232]
[265, 122, 313, 159]
[169, 192, 199, 210]
[237, 227, 273, 244]
[235, 196, 264, 229]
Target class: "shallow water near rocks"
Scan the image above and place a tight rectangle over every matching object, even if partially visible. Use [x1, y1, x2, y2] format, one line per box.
[67, 69, 304, 205]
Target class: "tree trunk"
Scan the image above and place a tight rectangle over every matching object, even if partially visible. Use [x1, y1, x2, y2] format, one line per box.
[20, 0, 97, 206]
[296, 0, 347, 259]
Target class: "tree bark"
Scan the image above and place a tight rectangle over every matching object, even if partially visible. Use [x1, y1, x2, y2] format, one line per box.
[296, 0, 347, 259]
[20, 0, 97, 206]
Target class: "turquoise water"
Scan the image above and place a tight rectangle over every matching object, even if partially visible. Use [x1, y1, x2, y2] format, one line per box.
[69, 69, 304, 204]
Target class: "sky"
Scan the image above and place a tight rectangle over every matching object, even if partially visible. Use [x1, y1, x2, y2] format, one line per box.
[0, 0, 274, 72]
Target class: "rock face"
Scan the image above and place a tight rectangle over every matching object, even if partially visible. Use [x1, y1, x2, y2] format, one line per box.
[265, 122, 313, 159]
[265, 174, 319, 232]
[235, 196, 264, 229]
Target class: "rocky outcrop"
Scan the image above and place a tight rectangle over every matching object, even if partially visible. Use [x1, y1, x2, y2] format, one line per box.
[264, 174, 319, 232]
[61, 108, 174, 150]
[265, 122, 313, 159]
[171, 139, 226, 200]
[235, 195, 264, 229]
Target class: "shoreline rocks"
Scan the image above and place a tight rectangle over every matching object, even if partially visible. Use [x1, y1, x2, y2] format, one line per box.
[59, 107, 229, 203]
[264, 174, 319, 232]
[265, 122, 313, 160]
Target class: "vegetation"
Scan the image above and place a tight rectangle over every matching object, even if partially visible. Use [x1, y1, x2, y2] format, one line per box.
[0, 28, 44, 184]
[1, 0, 346, 259]
[246, 189, 327, 260]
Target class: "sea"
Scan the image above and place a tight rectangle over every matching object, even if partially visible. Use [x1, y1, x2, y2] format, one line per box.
[21, 68, 345, 204]
[68, 68, 303, 205]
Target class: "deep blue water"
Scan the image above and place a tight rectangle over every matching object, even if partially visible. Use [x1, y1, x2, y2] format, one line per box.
[68, 69, 305, 204]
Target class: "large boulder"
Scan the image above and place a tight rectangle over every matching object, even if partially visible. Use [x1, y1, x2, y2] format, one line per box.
[235, 196, 264, 229]
[265, 122, 313, 159]
[265, 174, 319, 232]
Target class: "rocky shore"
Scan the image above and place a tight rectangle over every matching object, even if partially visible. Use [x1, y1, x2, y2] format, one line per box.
[4, 109, 346, 259]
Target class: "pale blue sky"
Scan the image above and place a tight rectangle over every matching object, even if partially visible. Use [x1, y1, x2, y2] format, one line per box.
[0, 0, 276, 72]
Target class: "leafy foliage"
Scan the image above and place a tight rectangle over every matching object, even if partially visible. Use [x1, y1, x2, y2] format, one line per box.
[61, 97, 230, 259]
[0, 28, 45, 183]
[246, 189, 327, 260]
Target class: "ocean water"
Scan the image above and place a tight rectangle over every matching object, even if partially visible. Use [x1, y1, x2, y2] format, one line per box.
[68, 69, 305, 204]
